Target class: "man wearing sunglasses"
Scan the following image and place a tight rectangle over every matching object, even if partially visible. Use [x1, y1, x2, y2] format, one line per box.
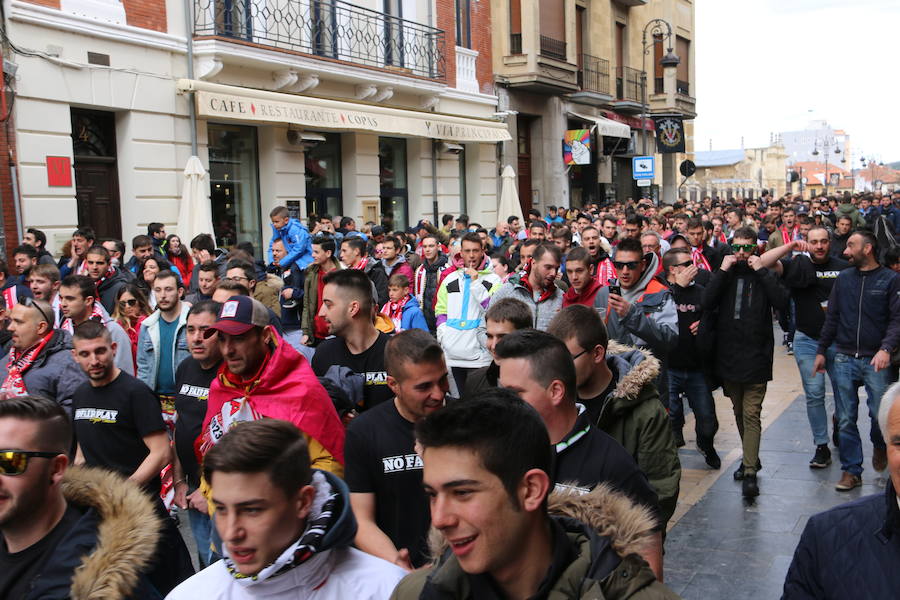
[0, 395, 163, 598]
[592, 237, 678, 365]
[702, 227, 789, 498]
[0, 299, 86, 413]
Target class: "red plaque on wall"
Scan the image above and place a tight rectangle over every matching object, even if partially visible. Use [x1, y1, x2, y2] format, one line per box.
[47, 156, 72, 187]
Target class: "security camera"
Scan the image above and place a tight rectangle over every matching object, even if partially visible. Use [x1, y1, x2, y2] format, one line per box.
[286, 130, 327, 146]
[439, 141, 464, 154]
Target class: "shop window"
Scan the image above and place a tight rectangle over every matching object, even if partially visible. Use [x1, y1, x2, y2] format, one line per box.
[305, 133, 343, 218]
[379, 137, 408, 231]
[208, 124, 262, 251]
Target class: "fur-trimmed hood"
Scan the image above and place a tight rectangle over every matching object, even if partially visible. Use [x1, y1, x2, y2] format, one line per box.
[606, 340, 660, 405]
[426, 483, 657, 564]
[29, 466, 163, 600]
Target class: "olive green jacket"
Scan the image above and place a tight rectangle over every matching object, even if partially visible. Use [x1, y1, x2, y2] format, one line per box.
[593, 342, 681, 528]
[391, 485, 681, 600]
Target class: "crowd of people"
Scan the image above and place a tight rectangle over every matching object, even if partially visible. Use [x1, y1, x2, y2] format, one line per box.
[2, 189, 900, 599]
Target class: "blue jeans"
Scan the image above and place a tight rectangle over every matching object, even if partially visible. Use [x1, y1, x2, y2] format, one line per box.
[668, 368, 719, 445]
[188, 508, 217, 567]
[793, 332, 843, 446]
[833, 353, 889, 475]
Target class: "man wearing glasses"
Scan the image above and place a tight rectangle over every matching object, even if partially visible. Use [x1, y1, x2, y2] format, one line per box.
[702, 227, 789, 498]
[0, 298, 85, 413]
[592, 237, 678, 365]
[0, 395, 163, 598]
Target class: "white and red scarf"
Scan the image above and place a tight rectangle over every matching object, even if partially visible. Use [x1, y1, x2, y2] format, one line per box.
[351, 257, 369, 271]
[780, 225, 800, 245]
[60, 302, 106, 334]
[691, 246, 711, 271]
[595, 257, 617, 286]
[380, 295, 411, 332]
[2, 333, 53, 396]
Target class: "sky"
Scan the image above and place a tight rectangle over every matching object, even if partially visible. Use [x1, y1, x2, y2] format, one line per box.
[693, 0, 900, 165]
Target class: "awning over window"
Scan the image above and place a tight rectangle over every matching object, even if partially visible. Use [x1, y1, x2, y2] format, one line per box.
[568, 111, 631, 139]
[177, 79, 512, 143]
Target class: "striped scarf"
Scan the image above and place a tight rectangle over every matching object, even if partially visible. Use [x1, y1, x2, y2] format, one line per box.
[691, 246, 711, 271]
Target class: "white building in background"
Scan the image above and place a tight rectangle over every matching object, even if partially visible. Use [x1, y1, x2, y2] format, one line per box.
[7, 0, 507, 255]
[780, 120, 851, 167]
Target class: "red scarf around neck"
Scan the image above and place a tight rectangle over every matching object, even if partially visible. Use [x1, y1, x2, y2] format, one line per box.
[691, 246, 711, 271]
[3, 332, 53, 396]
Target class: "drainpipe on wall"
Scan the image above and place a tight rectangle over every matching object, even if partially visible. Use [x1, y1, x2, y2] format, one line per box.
[9, 154, 22, 247]
[431, 140, 439, 224]
[183, 0, 198, 156]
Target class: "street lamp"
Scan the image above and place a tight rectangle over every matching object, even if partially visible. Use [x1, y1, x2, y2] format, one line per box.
[861, 156, 884, 192]
[811, 136, 841, 196]
[640, 19, 679, 158]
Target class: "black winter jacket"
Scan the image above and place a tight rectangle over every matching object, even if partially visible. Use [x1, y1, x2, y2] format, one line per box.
[702, 263, 789, 383]
[782, 479, 900, 599]
[816, 265, 900, 358]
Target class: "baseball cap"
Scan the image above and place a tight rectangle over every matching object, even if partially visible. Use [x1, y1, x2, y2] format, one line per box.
[205, 295, 269, 337]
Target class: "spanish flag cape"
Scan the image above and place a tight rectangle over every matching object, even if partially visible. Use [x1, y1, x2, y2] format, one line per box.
[199, 332, 345, 465]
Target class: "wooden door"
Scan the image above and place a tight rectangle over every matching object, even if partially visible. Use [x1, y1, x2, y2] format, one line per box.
[74, 160, 122, 240]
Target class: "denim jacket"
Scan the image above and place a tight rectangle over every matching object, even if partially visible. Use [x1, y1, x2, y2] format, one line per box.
[136, 303, 191, 392]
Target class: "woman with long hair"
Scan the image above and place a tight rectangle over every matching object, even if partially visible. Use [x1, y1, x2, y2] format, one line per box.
[166, 234, 194, 284]
[137, 255, 176, 308]
[112, 283, 152, 362]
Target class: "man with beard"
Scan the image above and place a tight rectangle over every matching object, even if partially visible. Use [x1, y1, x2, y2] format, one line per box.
[562, 247, 603, 307]
[82, 246, 128, 315]
[434, 233, 501, 393]
[686, 218, 727, 272]
[301, 236, 341, 346]
[814, 230, 900, 491]
[172, 300, 222, 568]
[341, 237, 388, 307]
[413, 235, 453, 334]
[0, 396, 165, 598]
[759, 227, 851, 469]
[490, 243, 563, 331]
[703, 227, 789, 498]
[345, 330, 448, 570]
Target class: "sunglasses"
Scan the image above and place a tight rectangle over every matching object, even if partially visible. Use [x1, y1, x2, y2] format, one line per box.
[731, 244, 756, 253]
[612, 260, 642, 270]
[24, 297, 53, 327]
[673, 260, 694, 268]
[0, 450, 58, 476]
[119, 298, 138, 307]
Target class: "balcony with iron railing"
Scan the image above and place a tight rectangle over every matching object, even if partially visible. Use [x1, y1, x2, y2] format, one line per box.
[193, 0, 446, 81]
[616, 66, 641, 103]
[578, 54, 610, 95]
[539, 35, 567, 61]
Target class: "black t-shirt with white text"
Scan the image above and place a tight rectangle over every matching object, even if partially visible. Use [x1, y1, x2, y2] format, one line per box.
[782, 255, 850, 339]
[174, 357, 219, 486]
[312, 332, 392, 410]
[344, 399, 431, 567]
[554, 409, 662, 529]
[73, 371, 167, 493]
[0, 505, 82, 599]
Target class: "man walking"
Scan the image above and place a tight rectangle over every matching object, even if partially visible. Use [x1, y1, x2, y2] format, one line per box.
[490, 243, 563, 330]
[702, 227, 789, 498]
[413, 234, 453, 334]
[301, 235, 341, 346]
[814, 230, 900, 490]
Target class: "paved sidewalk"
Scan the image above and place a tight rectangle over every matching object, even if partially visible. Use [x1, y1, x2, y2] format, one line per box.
[664, 345, 888, 599]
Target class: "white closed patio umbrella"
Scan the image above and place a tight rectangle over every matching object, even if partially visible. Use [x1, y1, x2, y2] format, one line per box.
[177, 156, 215, 244]
[498, 164, 525, 224]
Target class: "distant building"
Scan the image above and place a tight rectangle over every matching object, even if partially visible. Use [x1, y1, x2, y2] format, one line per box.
[780, 120, 851, 166]
[689, 144, 787, 201]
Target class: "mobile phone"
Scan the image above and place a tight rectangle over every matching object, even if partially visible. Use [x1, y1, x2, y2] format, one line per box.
[607, 278, 621, 296]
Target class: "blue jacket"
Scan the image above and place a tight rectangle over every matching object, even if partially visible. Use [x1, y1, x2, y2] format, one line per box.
[879, 204, 900, 233]
[136, 303, 191, 392]
[817, 265, 900, 358]
[783, 480, 900, 600]
[267, 217, 312, 270]
[401, 297, 429, 332]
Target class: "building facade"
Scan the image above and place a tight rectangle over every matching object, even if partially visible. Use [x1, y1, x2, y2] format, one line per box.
[7, 0, 507, 254]
[692, 143, 788, 201]
[491, 0, 696, 213]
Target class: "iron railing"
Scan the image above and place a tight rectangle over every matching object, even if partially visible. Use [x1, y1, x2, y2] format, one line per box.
[194, 0, 446, 80]
[539, 35, 566, 60]
[579, 54, 609, 95]
[616, 66, 641, 102]
[510, 32, 522, 54]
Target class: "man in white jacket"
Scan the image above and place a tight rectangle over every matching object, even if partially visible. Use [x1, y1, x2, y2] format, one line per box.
[166, 419, 405, 600]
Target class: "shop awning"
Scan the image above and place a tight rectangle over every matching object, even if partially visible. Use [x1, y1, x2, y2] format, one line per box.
[177, 79, 511, 143]
[568, 111, 631, 139]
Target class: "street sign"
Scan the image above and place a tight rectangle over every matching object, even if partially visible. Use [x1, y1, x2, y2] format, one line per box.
[632, 156, 655, 179]
[636, 179, 651, 187]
